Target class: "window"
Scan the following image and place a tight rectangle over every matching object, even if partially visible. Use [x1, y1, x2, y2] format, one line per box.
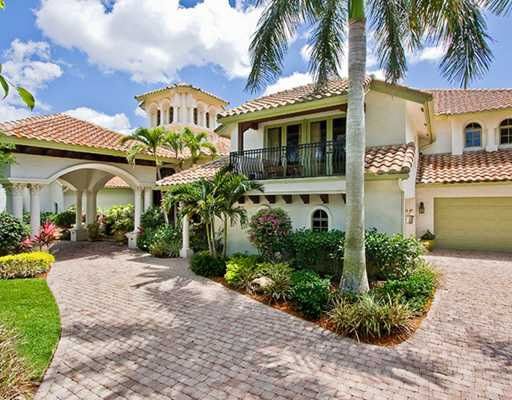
[464, 123, 482, 148]
[169, 107, 174, 123]
[193, 108, 198, 125]
[310, 120, 327, 143]
[500, 119, 512, 145]
[311, 209, 329, 232]
[156, 109, 161, 126]
[206, 112, 210, 128]
[267, 127, 282, 148]
[333, 117, 346, 145]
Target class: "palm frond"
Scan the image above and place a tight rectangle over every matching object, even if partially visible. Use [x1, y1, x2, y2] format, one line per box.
[481, 0, 512, 15]
[308, 0, 347, 87]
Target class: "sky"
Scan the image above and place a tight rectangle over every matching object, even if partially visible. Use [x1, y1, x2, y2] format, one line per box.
[1, 0, 511, 134]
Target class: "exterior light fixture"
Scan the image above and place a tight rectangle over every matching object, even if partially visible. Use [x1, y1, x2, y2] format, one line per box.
[419, 202, 425, 215]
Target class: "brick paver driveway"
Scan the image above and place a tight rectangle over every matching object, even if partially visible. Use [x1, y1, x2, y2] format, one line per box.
[36, 243, 512, 400]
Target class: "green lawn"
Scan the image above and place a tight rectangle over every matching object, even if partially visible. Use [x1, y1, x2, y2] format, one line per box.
[0, 278, 60, 380]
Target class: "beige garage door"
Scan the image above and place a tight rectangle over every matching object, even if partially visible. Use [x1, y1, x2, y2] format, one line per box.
[434, 197, 512, 252]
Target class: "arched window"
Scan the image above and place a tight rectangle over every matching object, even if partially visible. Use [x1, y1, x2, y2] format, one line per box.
[206, 112, 210, 128]
[499, 119, 512, 145]
[169, 107, 174, 124]
[193, 108, 198, 125]
[156, 109, 161, 126]
[311, 209, 329, 232]
[464, 123, 482, 148]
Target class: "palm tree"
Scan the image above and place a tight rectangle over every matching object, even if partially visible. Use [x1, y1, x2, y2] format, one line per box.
[212, 167, 262, 257]
[164, 131, 185, 170]
[181, 128, 217, 166]
[120, 127, 168, 180]
[246, 0, 511, 293]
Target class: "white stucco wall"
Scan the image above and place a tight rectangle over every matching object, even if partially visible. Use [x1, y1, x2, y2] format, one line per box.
[416, 183, 512, 236]
[227, 179, 403, 255]
[64, 188, 134, 212]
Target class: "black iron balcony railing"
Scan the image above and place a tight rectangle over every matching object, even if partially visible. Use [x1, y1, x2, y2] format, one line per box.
[230, 141, 346, 180]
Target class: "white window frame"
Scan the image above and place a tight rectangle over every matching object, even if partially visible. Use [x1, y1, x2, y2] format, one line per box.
[499, 118, 512, 147]
[309, 206, 332, 232]
[463, 122, 483, 151]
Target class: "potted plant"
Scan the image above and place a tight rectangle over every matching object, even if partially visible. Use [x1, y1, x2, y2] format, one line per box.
[420, 230, 435, 252]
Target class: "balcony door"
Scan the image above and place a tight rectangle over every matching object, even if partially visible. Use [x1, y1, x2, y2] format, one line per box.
[333, 118, 346, 174]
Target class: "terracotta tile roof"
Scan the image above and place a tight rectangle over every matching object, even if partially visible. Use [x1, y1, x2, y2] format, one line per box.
[156, 157, 229, 186]
[220, 78, 373, 118]
[417, 149, 512, 184]
[430, 89, 512, 115]
[365, 142, 416, 175]
[157, 142, 415, 186]
[0, 113, 175, 159]
[135, 82, 228, 105]
[104, 176, 130, 188]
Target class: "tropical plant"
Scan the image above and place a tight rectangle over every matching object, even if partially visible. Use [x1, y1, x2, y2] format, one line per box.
[164, 131, 184, 169]
[290, 269, 332, 320]
[120, 127, 168, 180]
[30, 222, 58, 251]
[0, 212, 29, 256]
[0, 251, 55, 279]
[141, 206, 166, 230]
[190, 251, 227, 277]
[246, 0, 511, 294]
[224, 254, 261, 288]
[104, 204, 134, 235]
[148, 225, 181, 258]
[248, 207, 292, 261]
[181, 128, 217, 165]
[255, 262, 294, 302]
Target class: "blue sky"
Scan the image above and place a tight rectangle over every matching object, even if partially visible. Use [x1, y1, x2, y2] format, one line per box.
[1, 0, 511, 133]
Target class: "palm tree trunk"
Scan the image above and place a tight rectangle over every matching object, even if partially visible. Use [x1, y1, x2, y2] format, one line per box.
[341, 0, 369, 294]
[223, 216, 228, 258]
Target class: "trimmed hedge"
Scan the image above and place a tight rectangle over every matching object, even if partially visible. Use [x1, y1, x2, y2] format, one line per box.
[290, 270, 331, 320]
[0, 252, 55, 279]
[0, 213, 29, 256]
[190, 251, 226, 277]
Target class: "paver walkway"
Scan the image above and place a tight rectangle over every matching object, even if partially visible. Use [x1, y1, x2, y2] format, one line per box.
[36, 242, 512, 399]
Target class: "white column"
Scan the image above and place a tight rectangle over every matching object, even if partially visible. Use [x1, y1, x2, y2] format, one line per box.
[144, 187, 153, 211]
[11, 183, 25, 221]
[29, 184, 42, 237]
[188, 107, 194, 124]
[75, 190, 83, 228]
[134, 187, 142, 231]
[85, 190, 97, 225]
[180, 203, 193, 258]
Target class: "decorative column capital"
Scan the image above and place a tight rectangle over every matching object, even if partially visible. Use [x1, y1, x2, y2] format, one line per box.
[10, 183, 26, 194]
[29, 183, 43, 193]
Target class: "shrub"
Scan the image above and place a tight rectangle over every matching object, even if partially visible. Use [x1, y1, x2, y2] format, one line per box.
[224, 255, 261, 288]
[374, 263, 438, 313]
[104, 204, 134, 235]
[328, 294, 412, 340]
[141, 206, 166, 230]
[31, 222, 58, 250]
[0, 325, 32, 400]
[136, 227, 156, 252]
[24, 211, 57, 225]
[148, 225, 181, 258]
[287, 229, 344, 277]
[255, 262, 293, 302]
[87, 222, 101, 241]
[190, 251, 226, 277]
[0, 252, 55, 279]
[248, 207, 292, 261]
[54, 207, 76, 228]
[0, 212, 29, 256]
[290, 270, 331, 319]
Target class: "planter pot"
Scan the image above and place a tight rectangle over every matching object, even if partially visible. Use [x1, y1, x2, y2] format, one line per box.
[421, 239, 435, 252]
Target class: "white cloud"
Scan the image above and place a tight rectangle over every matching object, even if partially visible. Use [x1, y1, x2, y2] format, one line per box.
[35, 0, 262, 83]
[300, 44, 312, 62]
[0, 39, 63, 122]
[409, 45, 445, 64]
[65, 107, 132, 134]
[264, 72, 313, 95]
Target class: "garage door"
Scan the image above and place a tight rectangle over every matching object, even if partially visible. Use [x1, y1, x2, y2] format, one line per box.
[434, 197, 512, 252]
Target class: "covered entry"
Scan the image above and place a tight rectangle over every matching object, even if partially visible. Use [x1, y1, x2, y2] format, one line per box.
[434, 197, 512, 251]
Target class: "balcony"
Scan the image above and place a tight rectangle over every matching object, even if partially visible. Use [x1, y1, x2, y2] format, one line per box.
[230, 141, 346, 180]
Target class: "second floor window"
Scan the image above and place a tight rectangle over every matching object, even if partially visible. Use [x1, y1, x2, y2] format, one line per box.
[464, 123, 482, 148]
[169, 107, 174, 123]
[156, 110, 161, 126]
[193, 108, 198, 125]
[206, 112, 210, 128]
[500, 119, 512, 145]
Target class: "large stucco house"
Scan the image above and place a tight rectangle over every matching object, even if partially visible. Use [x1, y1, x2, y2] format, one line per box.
[158, 78, 512, 254]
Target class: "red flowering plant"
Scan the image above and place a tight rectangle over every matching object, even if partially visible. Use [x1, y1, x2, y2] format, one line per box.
[248, 207, 292, 261]
[32, 222, 58, 251]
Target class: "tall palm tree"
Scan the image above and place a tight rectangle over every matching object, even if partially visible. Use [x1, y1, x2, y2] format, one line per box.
[120, 127, 168, 180]
[181, 128, 217, 166]
[246, 0, 511, 293]
[164, 131, 185, 171]
[212, 167, 262, 257]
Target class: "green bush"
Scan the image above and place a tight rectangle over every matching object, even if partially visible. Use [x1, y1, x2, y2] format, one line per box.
[287, 229, 344, 277]
[148, 225, 181, 258]
[23, 211, 57, 226]
[224, 255, 261, 288]
[290, 270, 331, 319]
[248, 207, 292, 261]
[374, 263, 438, 313]
[0, 252, 55, 279]
[54, 207, 76, 228]
[137, 227, 157, 252]
[141, 206, 166, 230]
[87, 222, 101, 241]
[0, 213, 29, 256]
[190, 251, 226, 277]
[255, 262, 293, 302]
[104, 204, 134, 235]
[328, 294, 412, 340]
